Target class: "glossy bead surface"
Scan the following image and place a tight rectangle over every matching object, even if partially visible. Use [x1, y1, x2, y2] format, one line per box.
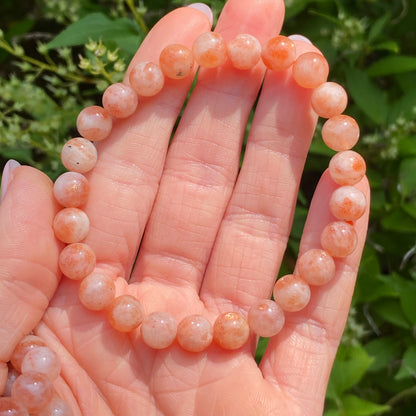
[311, 82, 348, 118]
[53, 172, 89, 208]
[21, 346, 61, 381]
[53, 208, 89, 244]
[76, 106, 112, 141]
[248, 300, 285, 338]
[37, 396, 73, 416]
[129, 61, 165, 97]
[11, 335, 46, 372]
[328, 150, 366, 186]
[273, 274, 311, 312]
[192, 32, 227, 68]
[227, 34, 261, 70]
[292, 52, 329, 88]
[159, 44, 194, 79]
[176, 314, 213, 352]
[59, 243, 96, 280]
[321, 221, 358, 257]
[141, 311, 177, 349]
[297, 249, 336, 286]
[108, 295, 144, 332]
[322, 115, 360, 151]
[261, 35, 296, 71]
[78, 272, 115, 311]
[213, 312, 249, 350]
[3, 367, 19, 397]
[61, 137, 97, 174]
[102, 83, 138, 118]
[0, 397, 28, 416]
[329, 186, 367, 221]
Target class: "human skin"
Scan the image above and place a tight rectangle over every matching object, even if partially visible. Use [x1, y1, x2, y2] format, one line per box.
[0, 0, 370, 415]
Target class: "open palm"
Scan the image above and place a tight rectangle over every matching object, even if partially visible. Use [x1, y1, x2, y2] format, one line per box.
[0, 1, 369, 415]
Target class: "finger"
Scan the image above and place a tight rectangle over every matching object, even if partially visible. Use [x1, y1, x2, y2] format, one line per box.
[130, 0, 285, 294]
[260, 172, 370, 416]
[81, 6, 212, 279]
[0, 166, 61, 362]
[200, 39, 320, 312]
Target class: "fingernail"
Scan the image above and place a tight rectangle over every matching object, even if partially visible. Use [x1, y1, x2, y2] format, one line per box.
[288, 34, 313, 44]
[187, 3, 213, 26]
[1, 159, 21, 202]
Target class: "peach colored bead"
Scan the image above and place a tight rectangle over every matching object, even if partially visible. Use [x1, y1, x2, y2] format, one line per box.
[108, 295, 144, 332]
[321, 221, 358, 258]
[141, 311, 177, 349]
[53, 172, 90, 208]
[292, 52, 329, 88]
[227, 33, 261, 70]
[61, 137, 97, 174]
[159, 44, 194, 79]
[297, 249, 336, 286]
[59, 243, 96, 280]
[322, 115, 360, 151]
[11, 335, 46, 372]
[213, 312, 249, 350]
[37, 396, 73, 416]
[76, 105, 112, 141]
[329, 185, 367, 221]
[261, 35, 296, 71]
[21, 346, 61, 381]
[129, 61, 165, 97]
[176, 314, 213, 352]
[192, 32, 227, 68]
[329, 150, 366, 186]
[273, 274, 311, 312]
[53, 208, 89, 244]
[102, 83, 138, 118]
[248, 300, 285, 338]
[11, 372, 53, 414]
[311, 82, 348, 118]
[3, 367, 19, 397]
[78, 272, 115, 311]
[0, 397, 28, 416]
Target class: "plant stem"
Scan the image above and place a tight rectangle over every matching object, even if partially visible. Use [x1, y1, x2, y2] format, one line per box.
[384, 385, 416, 409]
[126, 0, 149, 34]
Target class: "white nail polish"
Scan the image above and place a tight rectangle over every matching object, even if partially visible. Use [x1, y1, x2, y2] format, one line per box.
[288, 34, 313, 45]
[187, 3, 213, 26]
[1, 159, 21, 202]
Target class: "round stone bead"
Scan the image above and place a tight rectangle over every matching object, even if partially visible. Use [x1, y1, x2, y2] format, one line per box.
[11, 372, 54, 414]
[141, 311, 177, 349]
[76, 106, 112, 141]
[328, 150, 366, 186]
[297, 249, 336, 286]
[261, 35, 296, 71]
[102, 83, 138, 118]
[176, 314, 213, 352]
[3, 367, 19, 397]
[37, 396, 73, 416]
[329, 185, 367, 221]
[59, 243, 96, 281]
[0, 397, 29, 416]
[248, 300, 285, 338]
[292, 52, 329, 88]
[79, 272, 116, 311]
[21, 346, 61, 381]
[192, 32, 227, 68]
[159, 44, 194, 79]
[311, 82, 348, 118]
[213, 312, 249, 350]
[227, 33, 261, 70]
[61, 137, 97, 174]
[11, 335, 46, 372]
[129, 61, 165, 97]
[108, 295, 144, 332]
[273, 274, 311, 312]
[53, 208, 89, 244]
[321, 221, 358, 258]
[53, 172, 90, 208]
[322, 115, 360, 151]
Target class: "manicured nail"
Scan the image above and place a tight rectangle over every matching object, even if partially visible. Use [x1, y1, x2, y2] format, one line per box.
[1, 159, 21, 202]
[187, 3, 213, 26]
[288, 34, 313, 44]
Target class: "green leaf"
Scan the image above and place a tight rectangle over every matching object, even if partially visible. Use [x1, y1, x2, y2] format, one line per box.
[389, 89, 416, 123]
[365, 337, 398, 372]
[399, 159, 416, 199]
[368, 13, 390, 42]
[395, 345, 416, 380]
[372, 298, 411, 329]
[382, 209, 416, 233]
[346, 68, 388, 124]
[372, 41, 400, 54]
[367, 55, 416, 77]
[342, 394, 390, 416]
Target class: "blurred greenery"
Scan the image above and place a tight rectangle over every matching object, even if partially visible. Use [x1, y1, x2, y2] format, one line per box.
[1, 0, 416, 414]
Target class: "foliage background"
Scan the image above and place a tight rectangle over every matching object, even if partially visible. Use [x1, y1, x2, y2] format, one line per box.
[1, 0, 416, 414]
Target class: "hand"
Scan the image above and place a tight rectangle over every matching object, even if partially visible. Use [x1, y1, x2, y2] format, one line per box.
[0, 1, 369, 415]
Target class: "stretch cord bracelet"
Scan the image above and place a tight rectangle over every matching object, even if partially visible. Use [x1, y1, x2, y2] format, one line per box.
[1, 31, 367, 415]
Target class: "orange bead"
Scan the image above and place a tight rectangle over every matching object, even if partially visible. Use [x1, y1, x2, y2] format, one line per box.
[227, 34, 261, 70]
[59, 243, 96, 280]
[108, 295, 144, 332]
[261, 35, 296, 71]
[53, 171, 90, 208]
[79, 272, 116, 311]
[76, 105, 112, 141]
[297, 249, 336, 286]
[292, 52, 329, 88]
[311, 82, 348, 118]
[273, 274, 311, 312]
[321, 221, 358, 257]
[322, 115, 360, 151]
[328, 150, 366, 186]
[53, 208, 89, 244]
[10, 335, 46, 372]
[176, 314, 213, 352]
[192, 32, 227, 68]
[213, 312, 249, 350]
[141, 311, 177, 349]
[159, 44, 194, 79]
